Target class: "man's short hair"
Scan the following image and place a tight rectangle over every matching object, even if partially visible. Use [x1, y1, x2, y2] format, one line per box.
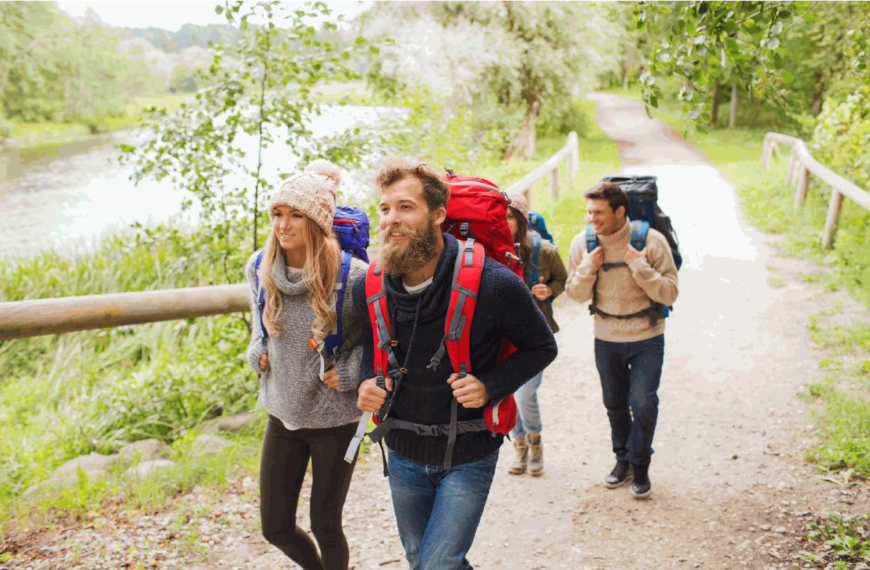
[374, 156, 450, 212]
[584, 181, 629, 215]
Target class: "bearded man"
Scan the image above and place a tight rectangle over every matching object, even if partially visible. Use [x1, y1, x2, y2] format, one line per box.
[352, 157, 557, 570]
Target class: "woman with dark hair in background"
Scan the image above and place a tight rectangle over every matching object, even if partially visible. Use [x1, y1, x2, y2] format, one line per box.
[505, 193, 568, 477]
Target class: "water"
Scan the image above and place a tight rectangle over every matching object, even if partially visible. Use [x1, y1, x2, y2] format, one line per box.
[0, 106, 380, 259]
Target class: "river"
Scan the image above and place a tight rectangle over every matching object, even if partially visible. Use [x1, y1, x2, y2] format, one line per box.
[0, 106, 379, 259]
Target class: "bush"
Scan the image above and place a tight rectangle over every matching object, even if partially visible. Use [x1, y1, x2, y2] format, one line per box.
[811, 87, 870, 191]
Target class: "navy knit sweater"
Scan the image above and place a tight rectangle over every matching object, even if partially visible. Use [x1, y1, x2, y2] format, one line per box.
[352, 233, 558, 466]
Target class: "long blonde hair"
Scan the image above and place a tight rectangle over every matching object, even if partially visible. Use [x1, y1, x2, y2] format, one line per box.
[260, 217, 340, 340]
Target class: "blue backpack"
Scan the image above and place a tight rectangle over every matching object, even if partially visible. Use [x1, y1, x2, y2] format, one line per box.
[526, 230, 544, 288]
[255, 206, 370, 354]
[528, 211, 554, 244]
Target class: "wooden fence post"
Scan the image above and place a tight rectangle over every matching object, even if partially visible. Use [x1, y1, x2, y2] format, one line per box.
[786, 151, 799, 185]
[821, 189, 844, 250]
[549, 167, 559, 201]
[794, 166, 810, 211]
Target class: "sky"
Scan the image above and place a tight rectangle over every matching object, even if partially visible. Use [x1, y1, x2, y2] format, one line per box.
[55, 0, 372, 31]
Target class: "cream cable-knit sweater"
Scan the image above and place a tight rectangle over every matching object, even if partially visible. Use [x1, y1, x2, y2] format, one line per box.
[245, 251, 366, 429]
[566, 219, 679, 342]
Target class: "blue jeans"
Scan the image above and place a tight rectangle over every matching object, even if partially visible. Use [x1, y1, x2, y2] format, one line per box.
[511, 370, 544, 438]
[387, 449, 499, 570]
[594, 335, 664, 466]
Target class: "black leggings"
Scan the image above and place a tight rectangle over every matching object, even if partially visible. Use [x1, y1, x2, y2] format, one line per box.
[260, 415, 359, 570]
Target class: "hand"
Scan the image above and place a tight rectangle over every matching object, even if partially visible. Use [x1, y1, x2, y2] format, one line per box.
[322, 363, 339, 390]
[531, 277, 552, 300]
[624, 243, 645, 265]
[259, 354, 270, 371]
[447, 373, 490, 409]
[587, 246, 604, 269]
[357, 376, 393, 413]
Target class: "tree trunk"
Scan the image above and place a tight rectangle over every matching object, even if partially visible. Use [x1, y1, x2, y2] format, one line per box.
[811, 71, 825, 116]
[503, 100, 540, 161]
[710, 78, 721, 127]
[729, 84, 738, 128]
[622, 60, 630, 89]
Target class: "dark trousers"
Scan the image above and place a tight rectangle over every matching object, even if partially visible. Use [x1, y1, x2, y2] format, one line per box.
[594, 335, 664, 467]
[260, 415, 358, 570]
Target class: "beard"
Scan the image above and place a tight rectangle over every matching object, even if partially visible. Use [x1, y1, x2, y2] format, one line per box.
[378, 215, 440, 276]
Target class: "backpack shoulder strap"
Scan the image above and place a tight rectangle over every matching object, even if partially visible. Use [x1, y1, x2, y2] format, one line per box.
[444, 239, 484, 470]
[365, 260, 400, 383]
[585, 224, 598, 253]
[529, 231, 541, 287]
[255, 251, 268, 340]
[630, 220, 650, 251]
[323, 251, 353, 355]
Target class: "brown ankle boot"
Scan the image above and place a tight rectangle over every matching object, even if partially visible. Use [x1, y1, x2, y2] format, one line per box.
[528, 435, 544, 476]
[509, 439, 528, 474]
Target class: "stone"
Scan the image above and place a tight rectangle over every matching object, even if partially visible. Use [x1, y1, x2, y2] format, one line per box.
[23, 467, 108, 499]
[125, 460, 176, 479]
[55, 452, 119, 476]
[201, 411, 257, 434]
[118, 439, 169, 463]
[190, 434, 230, 457]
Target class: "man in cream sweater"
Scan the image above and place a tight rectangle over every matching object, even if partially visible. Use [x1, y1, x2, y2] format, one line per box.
[566, 181, 679, 499]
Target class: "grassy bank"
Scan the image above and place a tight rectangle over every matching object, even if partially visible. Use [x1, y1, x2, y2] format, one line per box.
[0, 96, 618, 532]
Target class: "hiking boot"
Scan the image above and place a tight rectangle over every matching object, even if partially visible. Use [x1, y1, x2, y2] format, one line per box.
[604, 460, 632, 489]
[631, 463, 652, 499]
[528, 435, 544, 476]
[509, 439, 528, 475]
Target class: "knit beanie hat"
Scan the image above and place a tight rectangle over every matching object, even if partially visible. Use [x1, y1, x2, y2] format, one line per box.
[506, 192, 529, 219]
[267, 159, 341, 234]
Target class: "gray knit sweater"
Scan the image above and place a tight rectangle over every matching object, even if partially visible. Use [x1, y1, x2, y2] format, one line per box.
[245, 251, 367, 429]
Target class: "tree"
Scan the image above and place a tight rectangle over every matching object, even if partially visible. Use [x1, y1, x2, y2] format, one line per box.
[123, 0, 367, 283]
[634, 1, 797, 133]
[363, 1, 624, 159]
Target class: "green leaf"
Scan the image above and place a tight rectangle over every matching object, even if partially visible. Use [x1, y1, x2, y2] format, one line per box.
[781, 70, 794, 83]
[215, 5, 224, 15]
[355, 36, 366, 45]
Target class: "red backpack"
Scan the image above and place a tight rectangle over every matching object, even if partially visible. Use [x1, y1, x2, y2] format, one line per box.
[347, 172, 520, 474]
[441, 170, 523, 280]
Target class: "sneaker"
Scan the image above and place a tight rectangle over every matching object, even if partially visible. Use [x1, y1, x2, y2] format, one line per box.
[509, 439, 528, 475]
[528, 435, 544, 476]
[631, 463, 652, 499]
[604, 460, 632, 489]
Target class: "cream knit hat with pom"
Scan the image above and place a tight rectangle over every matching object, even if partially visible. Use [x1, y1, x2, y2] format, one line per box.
[268, 159, 341, 234]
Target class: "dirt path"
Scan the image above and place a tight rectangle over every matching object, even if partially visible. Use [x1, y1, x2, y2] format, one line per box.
[9, 93, 870, 570]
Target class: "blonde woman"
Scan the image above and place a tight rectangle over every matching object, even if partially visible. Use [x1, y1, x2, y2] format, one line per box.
[245, 160, 367, 570]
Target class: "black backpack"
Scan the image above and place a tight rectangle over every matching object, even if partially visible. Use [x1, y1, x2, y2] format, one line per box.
[596, 175, 682, 270]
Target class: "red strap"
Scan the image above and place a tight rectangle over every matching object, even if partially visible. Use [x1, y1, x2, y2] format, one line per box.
[365, 260, 391, 379]
[445, 240, 484, 375]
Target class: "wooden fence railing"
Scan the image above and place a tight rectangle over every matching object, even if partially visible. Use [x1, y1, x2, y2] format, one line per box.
[505, 131, 579, 205]
[0, 133, 581, 341]
[761, 132, 870, 250]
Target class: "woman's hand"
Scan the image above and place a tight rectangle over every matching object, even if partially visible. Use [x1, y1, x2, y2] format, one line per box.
[322, 364, 339, 390]
[259, 354, 270, 371]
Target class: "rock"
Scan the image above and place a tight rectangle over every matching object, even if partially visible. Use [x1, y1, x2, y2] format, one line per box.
[190, 434, 230, 457]
[23, 467, 108, 499]
[118, 439, 169, 463]
[125, 460, 176, 479]
[774, 526, 786, 533]
[759, 524, 772, 531]
[55, 452, 119, 476]
[201, 411, 257, 434]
